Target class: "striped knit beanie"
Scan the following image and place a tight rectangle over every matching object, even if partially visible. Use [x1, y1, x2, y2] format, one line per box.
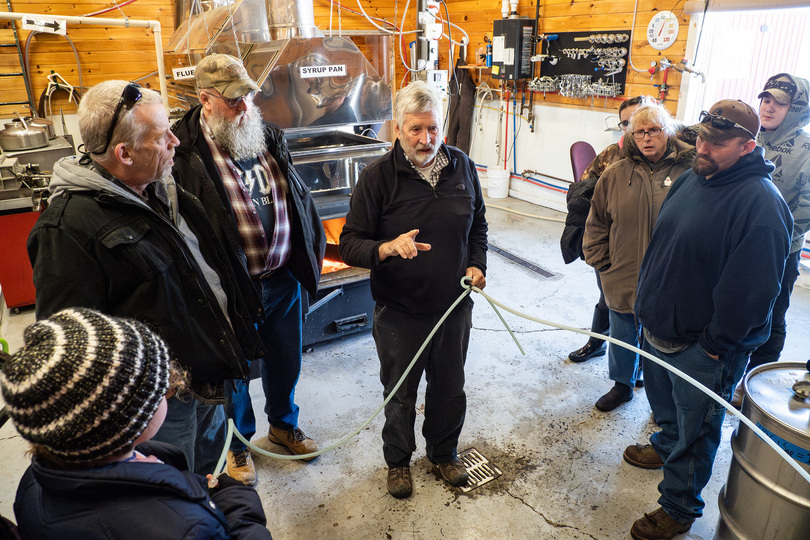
[0, 308, 170, 463]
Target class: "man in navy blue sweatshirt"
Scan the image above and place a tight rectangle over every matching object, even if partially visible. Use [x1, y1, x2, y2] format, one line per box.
[624, 100, 792, 540]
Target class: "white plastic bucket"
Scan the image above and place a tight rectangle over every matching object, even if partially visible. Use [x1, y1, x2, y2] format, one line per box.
[487, 168, 509, 198]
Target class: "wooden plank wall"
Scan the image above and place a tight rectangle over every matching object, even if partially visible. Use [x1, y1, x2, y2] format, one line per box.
[1, 0, 689, 120]
[451, 0, 689, 113]
[0, 0, 173, 119]
[312, 0, 690, 115]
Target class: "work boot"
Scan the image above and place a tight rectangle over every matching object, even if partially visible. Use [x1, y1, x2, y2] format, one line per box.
[268, 426, 319, 461]
[568, 339, 607, 363]
[387, 466, 412, 499]
[623, 443, 664, 469]
[227, 448, 257, 486]
[434, 458, 469, 487]
[595, 382, 633, 412]
[630, 507, 694, 540]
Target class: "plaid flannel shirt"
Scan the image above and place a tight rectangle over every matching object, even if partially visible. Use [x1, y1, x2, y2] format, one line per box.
[200, 115, 291, 276]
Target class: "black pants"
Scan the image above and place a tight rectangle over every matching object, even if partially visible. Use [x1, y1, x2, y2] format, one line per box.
[591, 269, 610, 338]
[373, 298, 473, 467]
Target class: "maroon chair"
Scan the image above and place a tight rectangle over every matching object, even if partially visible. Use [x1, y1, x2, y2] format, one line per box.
[570, 141, 597, 182]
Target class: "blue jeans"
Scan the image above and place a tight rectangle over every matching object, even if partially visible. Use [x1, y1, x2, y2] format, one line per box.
[748, 249, 801, 370]
[373, 298, 473, 467]
[642, 340, 748, 522]
[224, 378, 255, 452]
[607, 310, 640, 387]
[153, 395, 227, 476]
[226, 267, 303, 441]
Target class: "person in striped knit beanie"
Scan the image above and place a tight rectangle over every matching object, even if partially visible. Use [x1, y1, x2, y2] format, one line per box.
[1, 308, 271, 539]
[1, 307, 171, 465]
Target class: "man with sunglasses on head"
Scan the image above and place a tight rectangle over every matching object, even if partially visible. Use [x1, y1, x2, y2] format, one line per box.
[27, 80, 264, 476]
[624, 99, 792, 540]
[731, 73, 810, 407]
[172, 54, 326, 485]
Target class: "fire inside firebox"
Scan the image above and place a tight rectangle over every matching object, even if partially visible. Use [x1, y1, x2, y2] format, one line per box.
[322, 217, 349, 274]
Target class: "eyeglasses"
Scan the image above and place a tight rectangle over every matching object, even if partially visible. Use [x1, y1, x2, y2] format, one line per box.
[618, 120, 630, 131]
[632, 127, 662, 140]
[698, 110, 756, 139]
[94, 82, 142, 155]
[202, 91, 256, 108]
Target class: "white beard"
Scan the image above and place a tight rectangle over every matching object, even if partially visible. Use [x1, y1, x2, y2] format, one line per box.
[208, 103, 268, 161]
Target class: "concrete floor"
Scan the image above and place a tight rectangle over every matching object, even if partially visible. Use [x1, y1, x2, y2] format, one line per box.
[2, 193, 810, 539]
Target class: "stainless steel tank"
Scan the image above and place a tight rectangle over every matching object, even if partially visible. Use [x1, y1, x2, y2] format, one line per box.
[714, 361, 810, 539]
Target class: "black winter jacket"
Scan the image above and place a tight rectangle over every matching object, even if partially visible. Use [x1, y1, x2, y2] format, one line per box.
[28, 160, 264, 385]
[171, 106, 326, 298]
[339, 142, 488, 314]
[560, 177, 598, 264]
[14, 441, 272, 540]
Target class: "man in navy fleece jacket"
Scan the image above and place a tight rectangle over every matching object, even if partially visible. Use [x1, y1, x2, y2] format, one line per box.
[624, 100, 792, 540]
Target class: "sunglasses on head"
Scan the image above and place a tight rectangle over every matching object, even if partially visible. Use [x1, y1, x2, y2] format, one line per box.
[93, 82, 142, 155]
[698, 110, 756, 140]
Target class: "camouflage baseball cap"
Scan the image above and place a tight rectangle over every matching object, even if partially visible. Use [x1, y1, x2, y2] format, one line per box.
[195, 54, 260, 99]
[757, 73, 797, 106]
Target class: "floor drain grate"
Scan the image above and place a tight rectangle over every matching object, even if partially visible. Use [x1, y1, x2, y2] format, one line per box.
[457, 447, 503, 492]
[487, 243, 555, 278]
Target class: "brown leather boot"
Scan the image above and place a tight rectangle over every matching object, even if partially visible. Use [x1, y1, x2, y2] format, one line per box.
[623, 444, 664, 469]
[387, 466, 412, 498]
[268, 426, 318, 461]
[631, 507, 693, 540]
[227, 448, 257, 486]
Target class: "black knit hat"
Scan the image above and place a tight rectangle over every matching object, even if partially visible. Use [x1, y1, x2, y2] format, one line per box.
[0, 308, 170, 463]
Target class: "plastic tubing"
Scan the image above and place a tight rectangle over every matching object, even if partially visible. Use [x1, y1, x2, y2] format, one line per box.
[503, 88, 509, 170]
[212, 284, 474, 474]
[470, 282, 810, 486]
[354, 0, 394, 34]
[82, 0, 139, 17]
[512, 94, 517, 174]
[24, 31, 84, 104]
[212, 277, 810, 487]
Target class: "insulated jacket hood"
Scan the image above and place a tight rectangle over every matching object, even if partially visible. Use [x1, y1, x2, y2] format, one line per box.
[758, 75, 810, 147]
[757, 75, 810, 253]
[50, 156, 181, 225]
[50, 156, 143, 204]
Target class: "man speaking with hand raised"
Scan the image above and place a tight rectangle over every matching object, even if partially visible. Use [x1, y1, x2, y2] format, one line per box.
[340, 81, 488, 499]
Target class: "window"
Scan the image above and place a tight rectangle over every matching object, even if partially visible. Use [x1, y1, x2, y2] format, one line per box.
[682, 6, 810, 130]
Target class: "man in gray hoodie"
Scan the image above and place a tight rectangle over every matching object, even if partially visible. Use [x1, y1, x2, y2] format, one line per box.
[736, 73, 810, 405]
[27, 80, 263, 475]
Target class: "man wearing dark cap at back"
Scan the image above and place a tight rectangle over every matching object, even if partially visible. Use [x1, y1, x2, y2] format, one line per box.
[730, 73, 810, 407]
[172, 54, 326, 485]
[621, 100, 792, 540]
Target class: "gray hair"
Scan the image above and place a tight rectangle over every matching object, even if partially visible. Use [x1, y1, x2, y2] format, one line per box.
[394, 80, 442, 127]
[78, 80, 163, 161]
[629, 102, 677, 138]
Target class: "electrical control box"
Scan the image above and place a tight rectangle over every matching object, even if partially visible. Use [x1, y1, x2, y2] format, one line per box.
[491, 18, 537, 81]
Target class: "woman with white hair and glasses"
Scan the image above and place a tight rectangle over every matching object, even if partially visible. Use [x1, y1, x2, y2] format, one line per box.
[583, 103, 695, 412]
